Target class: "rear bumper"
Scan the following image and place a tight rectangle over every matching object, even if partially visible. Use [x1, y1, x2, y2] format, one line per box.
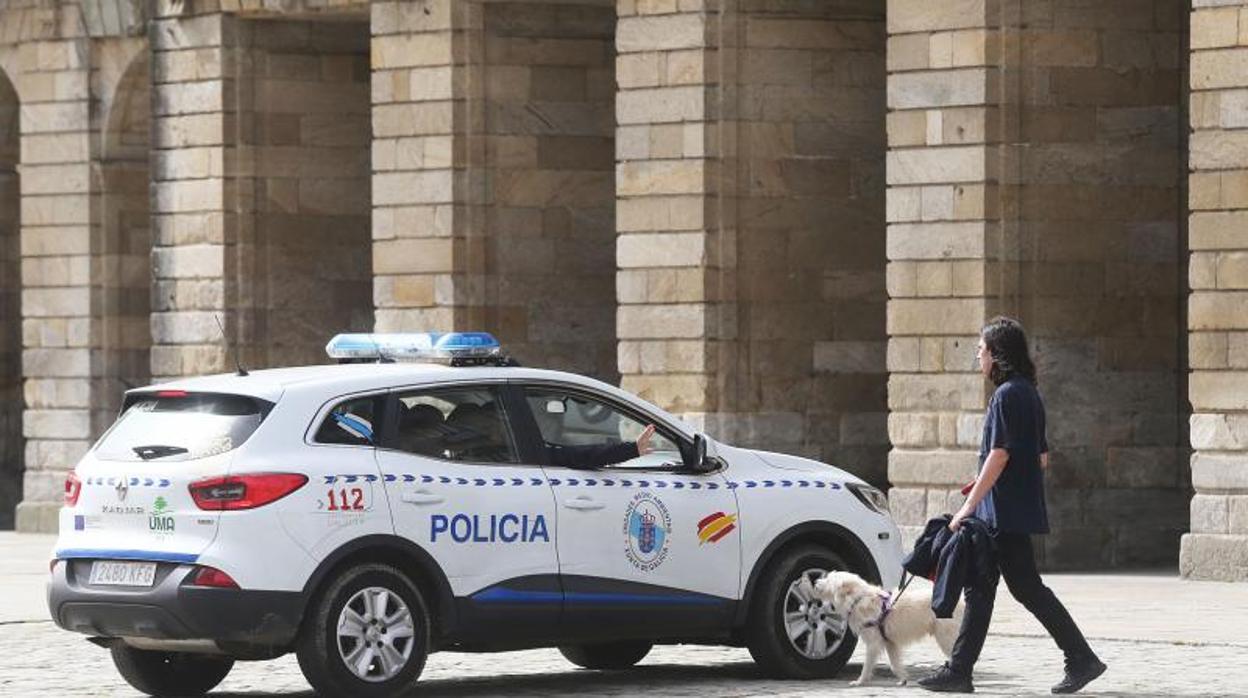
[48, 558, 303, 647]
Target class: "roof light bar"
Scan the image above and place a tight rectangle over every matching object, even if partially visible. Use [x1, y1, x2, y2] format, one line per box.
[326, 332, 511, 366]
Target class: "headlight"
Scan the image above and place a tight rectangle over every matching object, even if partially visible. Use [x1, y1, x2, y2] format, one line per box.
[846, 483, 890, 515]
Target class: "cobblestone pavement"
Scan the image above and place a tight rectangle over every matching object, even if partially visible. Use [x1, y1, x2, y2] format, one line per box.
[4, 534, 1246, 697]
[3, 619, 1246, 697]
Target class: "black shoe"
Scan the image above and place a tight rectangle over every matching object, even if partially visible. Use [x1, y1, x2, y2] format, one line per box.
[918, 664, 975, 693]
[1052, 658, 1107, 694]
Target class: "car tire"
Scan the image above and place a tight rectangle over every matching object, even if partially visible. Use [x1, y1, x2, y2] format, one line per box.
[745, 544, 858, 679]
[110, 644, 234, 696]
[296, 563, 430, 698]
[558, 640, 653, 670]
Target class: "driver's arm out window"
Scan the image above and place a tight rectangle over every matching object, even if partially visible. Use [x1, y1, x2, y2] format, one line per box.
[523, 387, 680, 469]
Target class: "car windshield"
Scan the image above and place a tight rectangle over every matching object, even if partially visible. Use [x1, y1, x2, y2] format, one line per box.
[93, 393, 270, 462]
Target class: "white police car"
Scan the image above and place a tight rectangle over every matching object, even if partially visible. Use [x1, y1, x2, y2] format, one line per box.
[49, 332, 902, 697]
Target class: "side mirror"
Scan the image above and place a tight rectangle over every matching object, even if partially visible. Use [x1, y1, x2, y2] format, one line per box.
[545, 399, 566, 414]
[684, 433, 710, 472]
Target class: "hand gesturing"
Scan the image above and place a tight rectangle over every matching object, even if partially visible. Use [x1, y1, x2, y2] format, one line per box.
[637, 424, 656, 455]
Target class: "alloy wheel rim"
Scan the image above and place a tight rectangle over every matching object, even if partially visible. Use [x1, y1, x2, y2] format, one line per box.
[782, 567, 847, 660]
[336, 586, 417, 682]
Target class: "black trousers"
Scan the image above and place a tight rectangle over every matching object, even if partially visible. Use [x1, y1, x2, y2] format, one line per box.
[949, 531, 1095, 675]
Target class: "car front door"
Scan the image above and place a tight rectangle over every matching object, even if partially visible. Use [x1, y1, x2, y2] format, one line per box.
[516, 383, 742, 640]
[375, 383, 560, 643]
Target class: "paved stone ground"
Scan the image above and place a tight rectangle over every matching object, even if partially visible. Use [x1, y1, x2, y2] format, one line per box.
[3, 534, 1246, 697]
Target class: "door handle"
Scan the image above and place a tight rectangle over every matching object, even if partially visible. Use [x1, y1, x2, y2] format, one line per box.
[401, 489, 444, 505]
[563, 496, 604, 511]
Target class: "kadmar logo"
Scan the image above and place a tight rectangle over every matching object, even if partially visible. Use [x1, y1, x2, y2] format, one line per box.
[149, 496, 175, 533]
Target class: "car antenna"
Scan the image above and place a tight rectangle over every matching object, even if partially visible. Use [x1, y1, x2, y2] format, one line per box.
[214, 314, 249, 377]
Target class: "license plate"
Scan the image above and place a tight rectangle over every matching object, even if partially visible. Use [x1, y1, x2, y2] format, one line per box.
[89, 561, 157, 587]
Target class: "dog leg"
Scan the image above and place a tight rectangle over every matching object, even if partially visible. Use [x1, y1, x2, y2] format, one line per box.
[934, 621, 957, 658]
[850, 642, 880, 686]
[884, 641, 909, 686]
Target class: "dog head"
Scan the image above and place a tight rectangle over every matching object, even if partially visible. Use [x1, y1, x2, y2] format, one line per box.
[814, 570, 877, 617]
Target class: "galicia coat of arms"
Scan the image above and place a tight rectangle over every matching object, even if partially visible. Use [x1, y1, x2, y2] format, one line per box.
[623, 491, 671, 572]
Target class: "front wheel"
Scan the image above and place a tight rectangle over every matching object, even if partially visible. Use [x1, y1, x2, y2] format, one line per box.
[558, 640, 653, 670]
[296, 563, 430, 697]
[745, 545, 857, 679]
[110, 644, 234, 696]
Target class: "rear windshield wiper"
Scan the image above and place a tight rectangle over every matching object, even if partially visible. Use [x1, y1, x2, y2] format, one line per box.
[133, 445, 189, 460]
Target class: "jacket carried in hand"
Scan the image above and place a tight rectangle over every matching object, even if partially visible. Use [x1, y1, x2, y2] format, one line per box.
[902, 514, 997, 618]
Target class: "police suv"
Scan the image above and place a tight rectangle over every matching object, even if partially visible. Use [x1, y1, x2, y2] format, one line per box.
[49, 333, 902, 697]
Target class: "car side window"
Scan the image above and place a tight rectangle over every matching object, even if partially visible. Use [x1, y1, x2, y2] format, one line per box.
[391, 386, 518, 464]
[523, 386, 682, 470]
[314, 396, 380, 447]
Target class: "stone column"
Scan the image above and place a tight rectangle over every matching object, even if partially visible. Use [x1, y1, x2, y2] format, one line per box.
[1184, 0, 1248, 581]
[615, 0, 730, 420]
[884, 0, 999, 542]
[371, 0, 482, 333]
[149, 6, 237, 380]
[886, 1, 1189, 569]
[14, 32, 95, 532]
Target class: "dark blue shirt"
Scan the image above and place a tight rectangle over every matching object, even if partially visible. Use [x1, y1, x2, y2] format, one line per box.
[974, 376, 1050, 534]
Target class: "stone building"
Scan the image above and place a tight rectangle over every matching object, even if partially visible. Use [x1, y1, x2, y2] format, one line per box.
[0, 0, 1243, 580]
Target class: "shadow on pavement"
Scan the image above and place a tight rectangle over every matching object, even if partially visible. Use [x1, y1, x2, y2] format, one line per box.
[208, 660, 1027, 697]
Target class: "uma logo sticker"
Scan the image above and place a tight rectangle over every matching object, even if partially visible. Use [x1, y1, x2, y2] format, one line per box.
[624, 491, 671, 572]
[149, 496, 175, 533]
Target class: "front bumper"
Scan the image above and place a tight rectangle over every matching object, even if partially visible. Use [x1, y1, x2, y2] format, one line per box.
[48, 558, 303, 646]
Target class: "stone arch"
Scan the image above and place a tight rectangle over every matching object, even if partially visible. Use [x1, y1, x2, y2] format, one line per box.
[94, 49, 151, 431]
[0, 66, 21, 528]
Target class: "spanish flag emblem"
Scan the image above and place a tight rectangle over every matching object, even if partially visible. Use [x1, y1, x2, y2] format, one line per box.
[696, 511, 738, 545]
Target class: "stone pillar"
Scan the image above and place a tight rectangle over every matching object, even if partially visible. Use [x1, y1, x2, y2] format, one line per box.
[154, 6, 373, 377]
[615, 0, 729, 421]
[884, 0, 999, 542]
[371, 0, 480, 333]
[372, 0, 618, 382]
[149, 7, 236, 381]
[14, 32, 95, 532]
[1184, 0, 1248, 581]
[887, 0, 1189, 567]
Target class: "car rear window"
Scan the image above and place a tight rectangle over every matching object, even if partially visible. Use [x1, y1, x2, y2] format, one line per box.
[93, 393, 272, 462]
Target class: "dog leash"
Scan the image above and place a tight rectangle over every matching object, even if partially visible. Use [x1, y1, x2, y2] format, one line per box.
[893, 570, 914, 601]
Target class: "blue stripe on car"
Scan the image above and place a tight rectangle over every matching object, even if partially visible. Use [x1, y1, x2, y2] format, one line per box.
[471, 587, 727, 606]
[56, 549, 199, 564]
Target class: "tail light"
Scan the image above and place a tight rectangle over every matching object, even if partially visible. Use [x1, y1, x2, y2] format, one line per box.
[189, 473, 308, 511]
[64, 472, 82, 507]
[188, 566, 240, 589]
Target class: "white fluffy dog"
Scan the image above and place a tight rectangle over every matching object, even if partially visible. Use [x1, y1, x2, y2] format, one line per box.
[811, 571, 962, 687]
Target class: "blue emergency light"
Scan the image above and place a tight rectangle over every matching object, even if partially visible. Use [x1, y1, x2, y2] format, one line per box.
[326, 332, 511, 366]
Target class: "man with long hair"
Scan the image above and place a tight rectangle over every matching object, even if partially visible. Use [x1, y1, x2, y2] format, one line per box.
[919, 317, 1106, 694]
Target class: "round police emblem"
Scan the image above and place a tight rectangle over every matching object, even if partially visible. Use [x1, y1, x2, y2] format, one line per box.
[623, 491, 671, 572]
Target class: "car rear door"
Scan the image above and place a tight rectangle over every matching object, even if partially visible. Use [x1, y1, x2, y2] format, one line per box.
[374, 382, 561, 643]
[515, 383, 742, 640]
[58, 392, 270, 573]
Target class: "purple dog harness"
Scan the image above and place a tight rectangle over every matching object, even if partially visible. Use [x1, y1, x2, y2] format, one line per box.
[840, 571, 911, 645]
[860, 591, 896, 643]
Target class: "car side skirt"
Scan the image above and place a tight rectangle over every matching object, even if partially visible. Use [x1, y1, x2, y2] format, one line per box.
[449, 574, 737, 650]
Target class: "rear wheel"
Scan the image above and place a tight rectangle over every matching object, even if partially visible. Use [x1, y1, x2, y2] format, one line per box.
[745, 544, 857, 679]
[558, 640, 653, 670]
[110, 644, 234, 696]
[296, 563, 430, 697]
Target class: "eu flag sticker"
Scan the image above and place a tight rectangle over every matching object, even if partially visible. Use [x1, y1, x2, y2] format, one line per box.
[73, 515, 85, 531]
